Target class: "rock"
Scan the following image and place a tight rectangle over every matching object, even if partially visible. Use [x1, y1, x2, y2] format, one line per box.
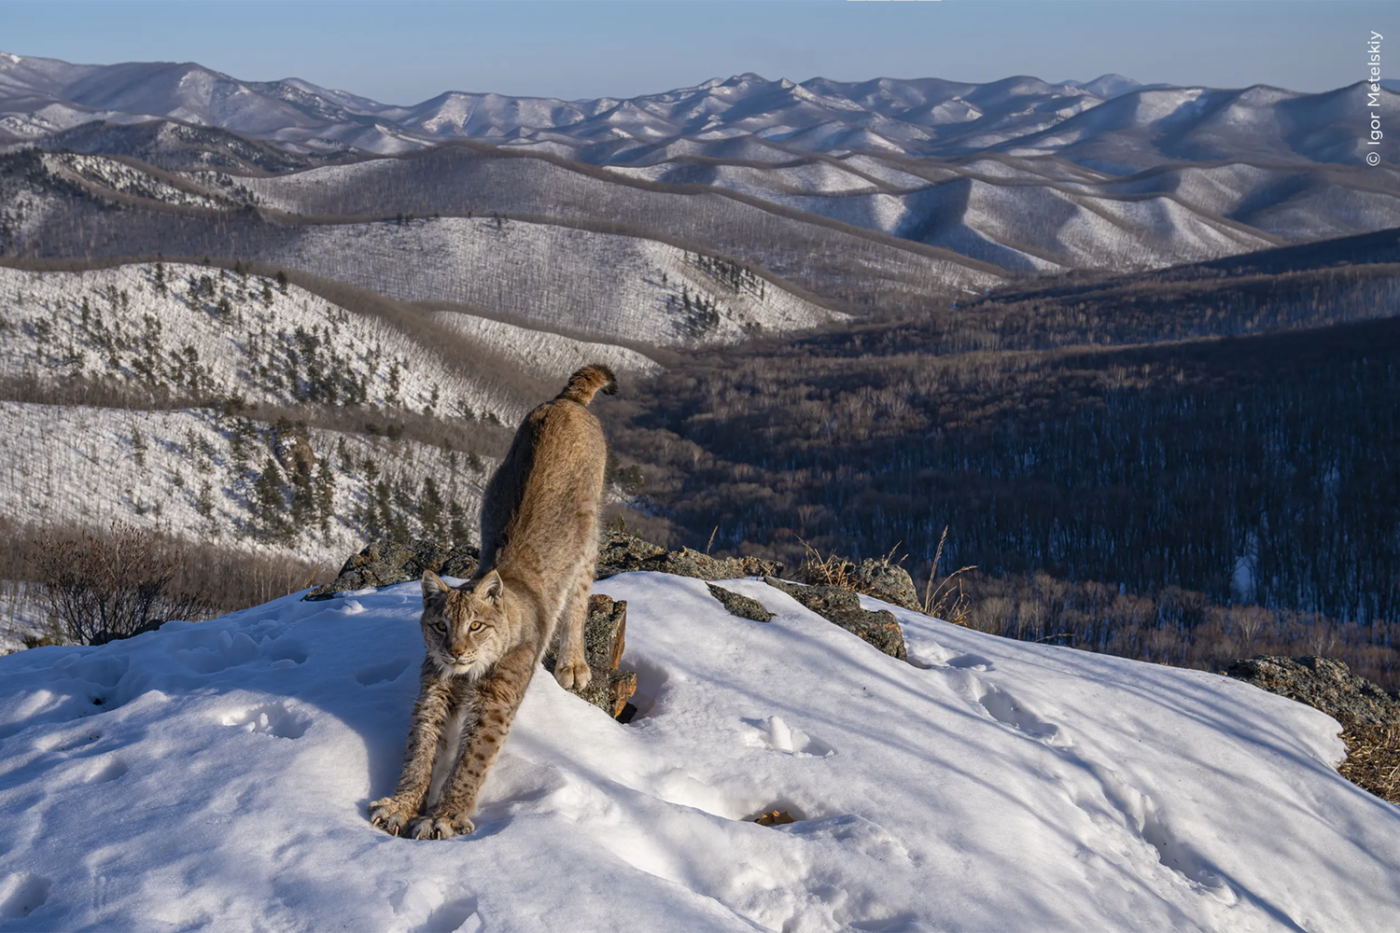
[595, 531, 783, 582]
[303, 539, 480, 601]
[706, 583, 773, 622]
[762, 576, 908, 661]
[851, 559, 922, 612]
[595, 531, 667, 578]
[1225, 656, 1400, 727]
[544, 595, 637, 718]
[1227, 656, 1400, 806]
[797, 556, 923, 612]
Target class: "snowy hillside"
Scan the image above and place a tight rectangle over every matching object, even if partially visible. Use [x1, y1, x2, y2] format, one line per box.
[0, 572, 1395, 931]
[2, 52, 1395, 169]
[0, 263, 515, 420]
[0, 399, 488, 569]
[428, 311, 659, 382]
[270, 217, 841, 346]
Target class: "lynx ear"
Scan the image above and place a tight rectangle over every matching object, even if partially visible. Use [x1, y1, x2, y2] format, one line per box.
[476, 569, 503, 605]
[422, 570, 450, 602]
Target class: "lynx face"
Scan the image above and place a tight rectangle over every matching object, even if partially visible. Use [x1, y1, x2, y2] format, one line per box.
[421, 571, 509, 678]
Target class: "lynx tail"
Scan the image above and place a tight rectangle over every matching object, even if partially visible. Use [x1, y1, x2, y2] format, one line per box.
[557, 364, 618, 406]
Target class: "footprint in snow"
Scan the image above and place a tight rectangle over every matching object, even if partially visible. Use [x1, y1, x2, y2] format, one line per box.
[222, 703, 310, 739]
[977, 687, 1068, 746]
[87, 755, 129, 784]
[0, 873, 52, 919]
[744, 715, 836, 757]
[357, 659, 412, 686]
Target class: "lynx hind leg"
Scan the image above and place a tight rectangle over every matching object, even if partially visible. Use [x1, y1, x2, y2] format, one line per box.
[553, 570, 592, 690]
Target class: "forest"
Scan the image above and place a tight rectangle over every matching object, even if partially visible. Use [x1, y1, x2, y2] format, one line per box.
[607, 248, 1400, 687]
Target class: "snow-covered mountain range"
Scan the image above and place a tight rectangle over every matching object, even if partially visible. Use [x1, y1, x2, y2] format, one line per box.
[2, 52, 1396, 283]
[1, 52, 1395, 171]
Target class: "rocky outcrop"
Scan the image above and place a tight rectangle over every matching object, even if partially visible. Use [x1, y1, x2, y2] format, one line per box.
[849, 560, 921, 612]
[706, 584, 774, 622]
[309, 532, 786, 602]
[1226, 656, 1400, 805]
[543, 595, 636, 718]
[304, 540, 480, 601]
[1225, 656, 1400, 727]
[596, 531, 783, 582]
[762, 576, 907, 661]
[794, 555, 922, 612]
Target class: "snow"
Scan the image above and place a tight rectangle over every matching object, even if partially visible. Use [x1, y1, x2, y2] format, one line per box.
[429, 311, 660, 382]
[0, 399, 489, 569]
[1, 572, 1394, 932]
[263, 217, 841, 346]
[0, 263, 511, 422]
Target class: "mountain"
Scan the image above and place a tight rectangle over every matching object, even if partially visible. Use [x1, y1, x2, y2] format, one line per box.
[1, 571, 1395, 931]
[3, 53, 1396, 282]
[2, 52, 1396, 169]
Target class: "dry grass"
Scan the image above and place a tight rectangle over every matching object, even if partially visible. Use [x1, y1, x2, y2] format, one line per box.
[798, 538, 855, 589]
[922, 527, 976, 625]
[1338, 715, 1400, 806]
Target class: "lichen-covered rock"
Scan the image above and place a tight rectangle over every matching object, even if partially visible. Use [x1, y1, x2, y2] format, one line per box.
[851, 560, 922, 612]
[706, 583, 774, 622]
[1225, 656, 1400, 727]
[595, 531, 782, 582]
[795, 555, 923, 612]
[303, 539, 480, 601]
[762, 576, 907, 661]
[594, 531, 667, 578]
[544, 595, 635, 718]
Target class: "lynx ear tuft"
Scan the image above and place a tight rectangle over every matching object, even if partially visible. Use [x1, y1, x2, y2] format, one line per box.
[477, 569, 504, 604]
[422, 570, 450, 601]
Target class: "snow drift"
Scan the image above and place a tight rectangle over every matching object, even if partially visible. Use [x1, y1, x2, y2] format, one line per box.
[0, 572, 1395, 932]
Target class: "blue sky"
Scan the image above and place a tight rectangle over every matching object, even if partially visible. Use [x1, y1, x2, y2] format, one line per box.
[1, 1, 1391, 103]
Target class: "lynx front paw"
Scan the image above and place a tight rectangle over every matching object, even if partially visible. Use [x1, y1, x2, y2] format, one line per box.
[554, 658, 592, 691]
[369, 796, 419, 836]
[408, 814, 475, 840]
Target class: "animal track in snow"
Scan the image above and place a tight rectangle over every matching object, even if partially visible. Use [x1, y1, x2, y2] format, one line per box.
[357, 659, 411, 686]
[1087, 765, 1236, 903]
[947, 653, 994, 671]
[265, 640, 309, 667]
[619, 654, 669, 722]
[222, 703, 309, 739]
[744, 716, 836, 757]
[176, 630, 261, 674]
[87, 756, 128, 784]
[52, 655, 128, 689]
[388, 881, 481, 933]
[0, 873, 52, 919]
[977, 688, 1066, 745]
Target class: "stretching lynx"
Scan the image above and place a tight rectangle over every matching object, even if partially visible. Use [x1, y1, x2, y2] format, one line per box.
[369, 365, 616, 839]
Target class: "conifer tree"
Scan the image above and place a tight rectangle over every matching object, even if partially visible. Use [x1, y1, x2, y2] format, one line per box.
[420, 476, 446, 542]
[252, 456, 291, 544]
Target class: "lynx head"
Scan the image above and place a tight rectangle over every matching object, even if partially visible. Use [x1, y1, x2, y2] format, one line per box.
[420, 569, 509, 677]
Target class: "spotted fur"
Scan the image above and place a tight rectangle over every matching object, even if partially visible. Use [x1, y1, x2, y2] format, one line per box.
[370, 365, 614, 839]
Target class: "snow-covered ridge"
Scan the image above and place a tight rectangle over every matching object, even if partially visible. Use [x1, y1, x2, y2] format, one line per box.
[0, 399, 488, 572]
[0, 572, 1394, 930]
[244, 216, 844, 346]
[0, 263, 508, 419]
[429, 311, 660, 381]
[1, 52, 1395, 170]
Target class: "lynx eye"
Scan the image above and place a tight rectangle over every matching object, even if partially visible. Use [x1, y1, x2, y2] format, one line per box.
[469, 621, 483, 632]
[431, 621, 447, 634]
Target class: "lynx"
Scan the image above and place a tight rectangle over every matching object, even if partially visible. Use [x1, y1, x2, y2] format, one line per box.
[369, 365, 617, 839]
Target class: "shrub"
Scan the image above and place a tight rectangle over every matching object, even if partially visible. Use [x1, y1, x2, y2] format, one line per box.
[30, 522, 210, 645]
